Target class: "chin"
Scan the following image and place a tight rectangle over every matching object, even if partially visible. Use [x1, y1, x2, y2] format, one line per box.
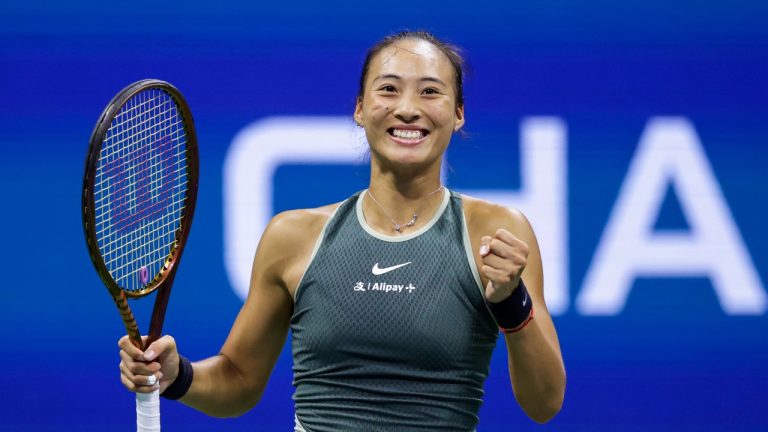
[383, 150, 442, 171]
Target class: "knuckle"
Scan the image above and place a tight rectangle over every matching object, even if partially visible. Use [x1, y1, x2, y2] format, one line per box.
[121, 377, 135, 391]
[120, 364, 132, 379]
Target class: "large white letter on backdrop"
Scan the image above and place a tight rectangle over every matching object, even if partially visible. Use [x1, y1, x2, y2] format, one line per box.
[577, 117, 766, 315]
[224, 117, 362, 300]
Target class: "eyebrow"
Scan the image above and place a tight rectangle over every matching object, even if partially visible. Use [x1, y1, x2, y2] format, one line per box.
[373, 74, 447, 86]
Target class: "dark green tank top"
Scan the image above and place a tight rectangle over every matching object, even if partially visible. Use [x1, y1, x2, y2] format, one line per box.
[291, 190, 499, 431]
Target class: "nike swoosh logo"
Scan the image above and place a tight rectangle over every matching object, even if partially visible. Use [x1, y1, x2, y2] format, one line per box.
[372, 262, 412, 275]
[522, 292, 528, 306]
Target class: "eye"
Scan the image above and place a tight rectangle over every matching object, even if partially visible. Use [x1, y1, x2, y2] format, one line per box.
[378, 84, 397, 93]
[422, 87, 440, 95]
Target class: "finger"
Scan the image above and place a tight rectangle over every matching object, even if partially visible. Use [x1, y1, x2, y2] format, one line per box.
[480, 253, 518, 274]
[119, 355, 161, 381]
[120, 369, 138, 392]
[479, 235, 493, 257]
[120, 350, 161, 375]
[144, 335, 176, 362]
[118, 335, 147, 361]
[488, 235, 527, 259]
[120, 361, 163, 393]
[484, 240, 528, 267]
[485, 238, 515, 259]
[124, 374, 161, 394]
[480, 264, 515, 286]
[494, 229, 529, 256]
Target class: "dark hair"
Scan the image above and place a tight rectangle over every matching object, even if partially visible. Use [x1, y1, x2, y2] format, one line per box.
[357, 30, 466, 107]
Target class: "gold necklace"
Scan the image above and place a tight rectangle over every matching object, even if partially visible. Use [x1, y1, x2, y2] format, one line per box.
[366, 186, 444, 232]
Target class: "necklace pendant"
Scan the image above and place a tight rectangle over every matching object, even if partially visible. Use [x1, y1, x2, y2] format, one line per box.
[405, 214, 417, 228]
[394, 224, 402, 232]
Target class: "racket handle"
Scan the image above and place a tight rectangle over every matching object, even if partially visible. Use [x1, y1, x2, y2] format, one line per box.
[112, 290, 142, 348]
[136, 389, 161, 431]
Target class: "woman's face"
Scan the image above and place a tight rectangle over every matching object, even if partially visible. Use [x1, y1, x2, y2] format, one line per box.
[354, 38, 464, 171]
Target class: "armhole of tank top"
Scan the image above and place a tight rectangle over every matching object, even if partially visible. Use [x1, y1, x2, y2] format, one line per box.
[294, 413, 309, 432]
[458, 195, 501, 328]
[293, 202, 345, 303]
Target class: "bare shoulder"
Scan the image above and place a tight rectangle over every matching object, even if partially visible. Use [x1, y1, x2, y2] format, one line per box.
[268, 203, 340, 235]
[256, 202, 343, 296]
[460, 193, 535, 244]
[261, 202, 341, 253]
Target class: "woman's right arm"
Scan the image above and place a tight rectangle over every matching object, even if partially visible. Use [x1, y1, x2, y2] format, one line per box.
[118, 210, 315, 417]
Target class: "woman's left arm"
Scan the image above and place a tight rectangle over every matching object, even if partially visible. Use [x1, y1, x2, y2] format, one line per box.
[470, 202, 566, 423]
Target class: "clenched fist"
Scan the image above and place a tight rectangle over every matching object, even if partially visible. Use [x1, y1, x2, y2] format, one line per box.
[479, 228, 529, 303]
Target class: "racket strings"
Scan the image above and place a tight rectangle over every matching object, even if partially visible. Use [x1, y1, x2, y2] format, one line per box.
[94, 88, 190, 293]
[94, 154, 188, 220]
[105, 207, 187, 277]
[96, 186, 189, 252]
[95, 121, 186, 190]
[101, 106, 179, 156]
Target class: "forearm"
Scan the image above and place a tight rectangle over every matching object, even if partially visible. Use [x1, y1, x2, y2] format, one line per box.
[179, 353, 264, 418]
[504, 317, 566, 423]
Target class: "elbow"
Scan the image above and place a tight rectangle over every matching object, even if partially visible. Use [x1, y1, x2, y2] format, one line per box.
[518, 376, 566, 424]
[205, 353, 266, 418]
[525, 392, 564, 424]
[201, 379, 265, 418]
[224, 385, 266, 418]
[206, 390, 263, 418]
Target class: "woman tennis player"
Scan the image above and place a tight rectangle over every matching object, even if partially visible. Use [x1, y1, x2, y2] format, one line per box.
[119, 31, 566, 430]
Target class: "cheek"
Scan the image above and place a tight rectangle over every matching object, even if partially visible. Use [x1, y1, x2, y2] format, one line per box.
[428, 101, 457, 126]
[367, 100, 391, 120]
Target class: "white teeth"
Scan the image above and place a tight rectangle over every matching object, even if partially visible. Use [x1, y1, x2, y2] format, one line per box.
[392, 129, 424, 140]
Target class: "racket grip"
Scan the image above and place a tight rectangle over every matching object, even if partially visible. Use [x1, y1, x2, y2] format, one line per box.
[136, 389, 161, 431]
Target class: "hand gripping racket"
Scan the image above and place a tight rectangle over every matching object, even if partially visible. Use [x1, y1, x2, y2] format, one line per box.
[82, 79, 199, 431]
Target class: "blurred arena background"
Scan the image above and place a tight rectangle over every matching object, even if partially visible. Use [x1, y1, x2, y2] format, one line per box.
[1, 1, 766, 430]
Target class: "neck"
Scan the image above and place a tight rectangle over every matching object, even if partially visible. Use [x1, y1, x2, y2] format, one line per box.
[364, 160, 445, 234]
[368, 153, 443, 197]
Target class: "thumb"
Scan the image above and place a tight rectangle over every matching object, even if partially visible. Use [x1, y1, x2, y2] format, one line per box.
[479, 235, 492, 257]
[143, 335, 176, 362]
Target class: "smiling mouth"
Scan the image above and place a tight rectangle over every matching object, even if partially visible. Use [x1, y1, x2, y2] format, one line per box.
[388, 128, 429, 141]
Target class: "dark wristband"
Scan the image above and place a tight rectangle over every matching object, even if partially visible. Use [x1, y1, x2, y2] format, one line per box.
[485, 279, 534, 333]
[161, 355, 193, 400]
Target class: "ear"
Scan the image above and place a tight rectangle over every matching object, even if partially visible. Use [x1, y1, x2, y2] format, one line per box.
[354, 97, 364, 127]
[453, 104, 465, 132]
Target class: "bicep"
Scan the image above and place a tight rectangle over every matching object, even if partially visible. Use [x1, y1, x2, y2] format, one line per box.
[219, 226, 293, 393]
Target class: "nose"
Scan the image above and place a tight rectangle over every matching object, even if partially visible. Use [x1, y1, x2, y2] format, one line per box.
[393, 93, 421, 123]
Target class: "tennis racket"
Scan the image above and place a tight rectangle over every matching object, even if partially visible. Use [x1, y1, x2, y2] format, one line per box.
[82, 79, 199, 432]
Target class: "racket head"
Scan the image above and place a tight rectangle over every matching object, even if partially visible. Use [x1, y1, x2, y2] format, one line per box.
[82, 79, 199, 299]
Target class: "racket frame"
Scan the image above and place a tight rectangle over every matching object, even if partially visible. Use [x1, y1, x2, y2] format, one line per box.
[82, 79, 199, 349]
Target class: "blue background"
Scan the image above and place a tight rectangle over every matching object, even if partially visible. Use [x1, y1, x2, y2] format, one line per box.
[1, 1, 767, 430]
